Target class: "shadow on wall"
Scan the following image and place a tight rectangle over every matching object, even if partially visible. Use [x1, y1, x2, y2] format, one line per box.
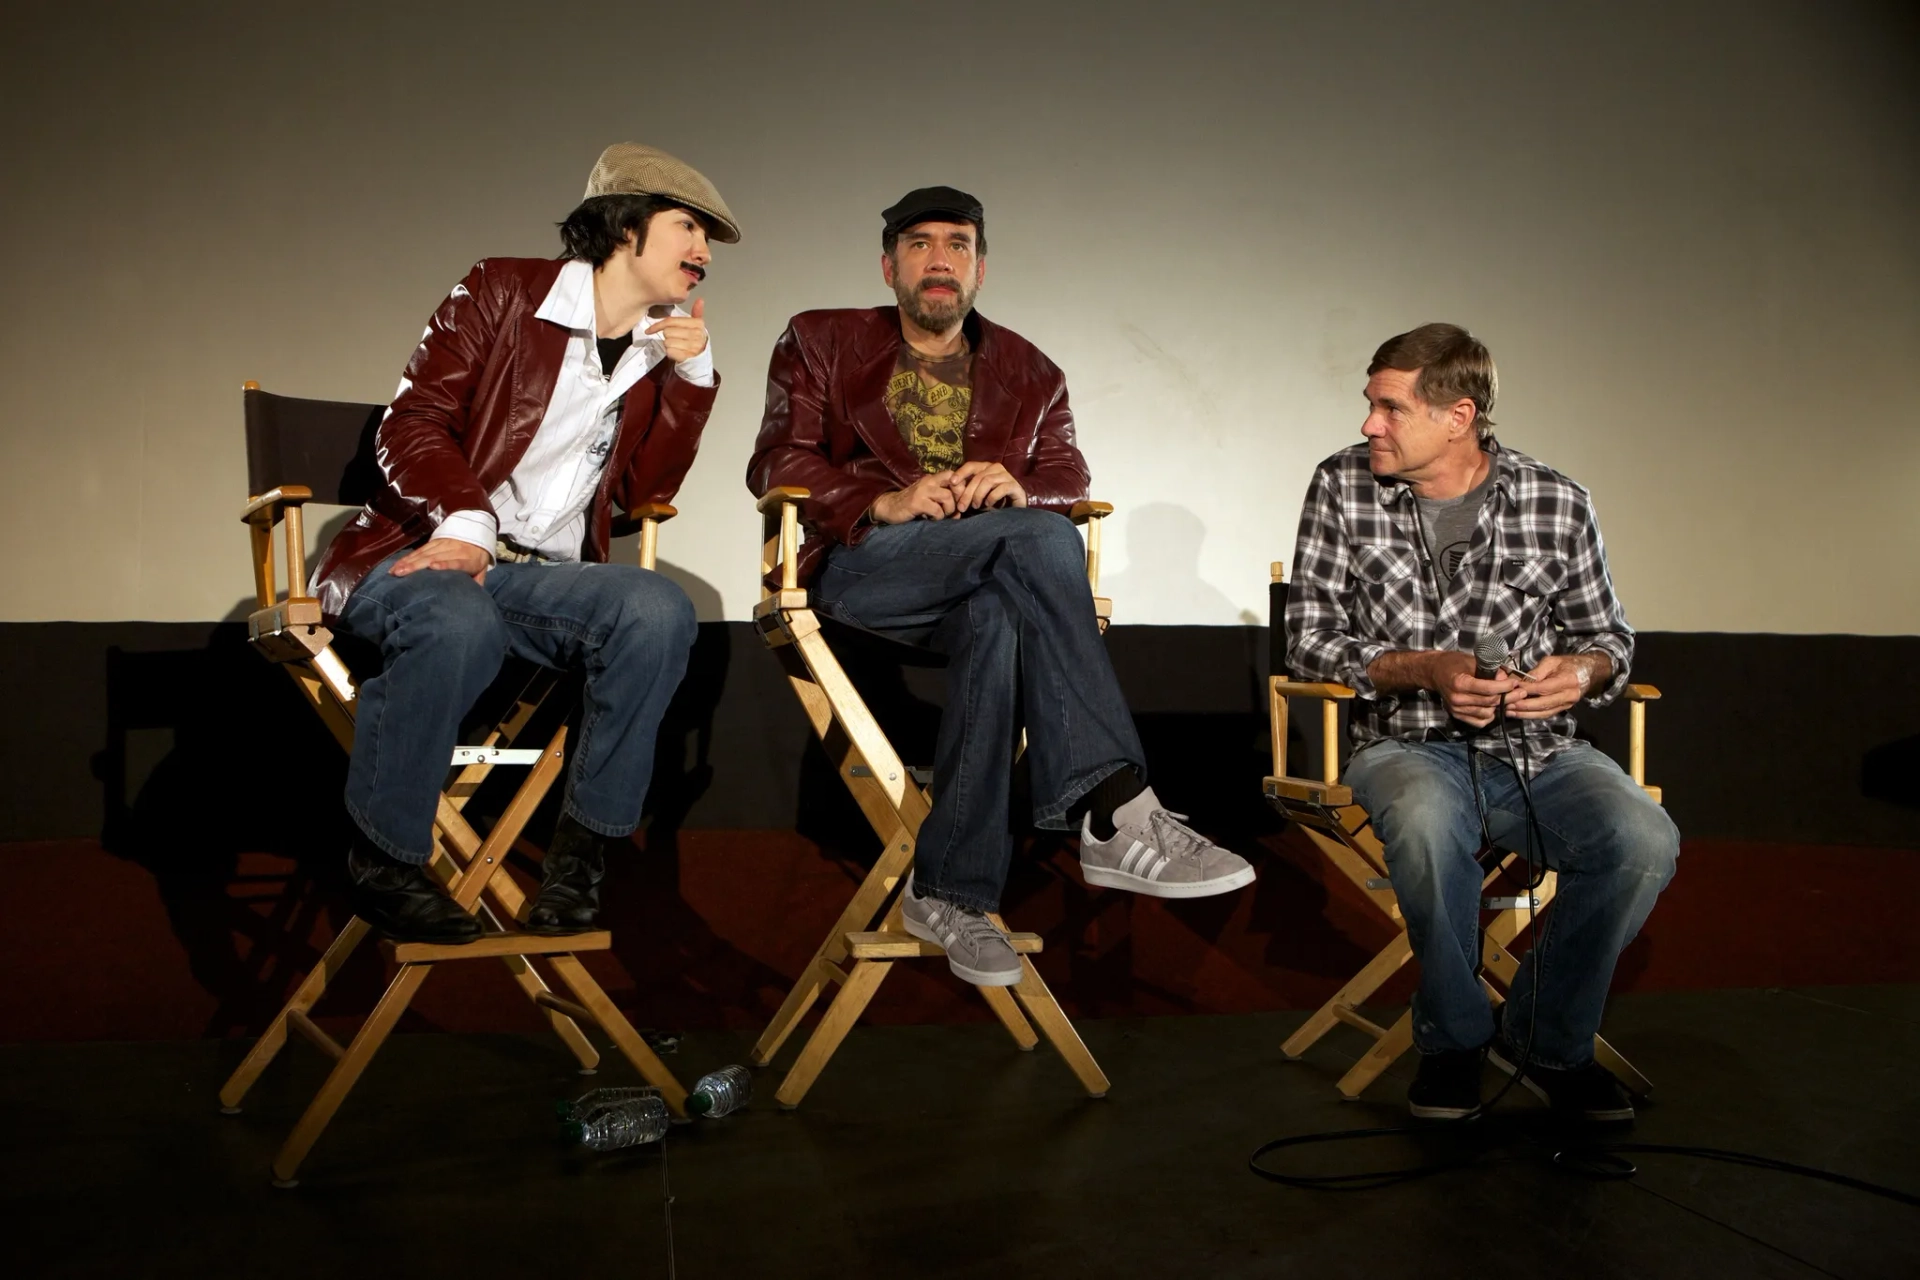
[1100, 503, 1256, 626]
[94, 622, 357, 1036]
[1863, 734, 1920, 812]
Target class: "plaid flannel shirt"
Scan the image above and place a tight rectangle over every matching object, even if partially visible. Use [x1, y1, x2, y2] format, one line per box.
[1285, 441, 1633, 775]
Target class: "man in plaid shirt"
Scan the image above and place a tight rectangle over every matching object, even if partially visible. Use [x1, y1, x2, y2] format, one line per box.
[1287, 323, 1678, 1126]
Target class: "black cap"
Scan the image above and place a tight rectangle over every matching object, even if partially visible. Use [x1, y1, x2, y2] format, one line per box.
[882, 185, 984, 237]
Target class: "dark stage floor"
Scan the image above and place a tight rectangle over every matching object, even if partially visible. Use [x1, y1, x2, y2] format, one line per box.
[4, 985, 1915, 1280]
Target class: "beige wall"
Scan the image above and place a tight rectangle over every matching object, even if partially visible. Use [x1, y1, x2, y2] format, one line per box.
[2, 0, 1914, 631]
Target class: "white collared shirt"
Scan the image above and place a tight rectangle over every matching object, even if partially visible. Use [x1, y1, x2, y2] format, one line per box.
[434, 258, 713, 561]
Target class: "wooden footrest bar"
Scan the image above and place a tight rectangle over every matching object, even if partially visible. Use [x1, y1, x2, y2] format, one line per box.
[1330, 1004, 1390, 1040]
[845, 930, 1043, 960]
[385, 930, 612, 963]
[287, 1009, 345, 1061]
[1265, 776, 1355, 807]
[532, 991, 597, 1025]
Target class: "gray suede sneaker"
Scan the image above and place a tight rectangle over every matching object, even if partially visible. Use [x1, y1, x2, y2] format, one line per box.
[898, 874, 1023, 987]
[1078, 786, 1257, 898]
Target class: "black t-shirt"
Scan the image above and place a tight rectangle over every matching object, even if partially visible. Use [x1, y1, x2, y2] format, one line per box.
[596, 331, 633, 377]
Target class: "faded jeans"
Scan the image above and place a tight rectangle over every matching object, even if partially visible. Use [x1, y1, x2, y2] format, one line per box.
[1344, 737, 1679, 1068]
[815, 507, 1146, 911]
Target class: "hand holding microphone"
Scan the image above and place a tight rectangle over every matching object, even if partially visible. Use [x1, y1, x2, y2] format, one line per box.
[1432, 637, 1522, 728]
[1474, 634, 1511, 681]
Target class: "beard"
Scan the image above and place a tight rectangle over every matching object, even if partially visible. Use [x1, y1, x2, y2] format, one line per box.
[895, 272, 976, 331]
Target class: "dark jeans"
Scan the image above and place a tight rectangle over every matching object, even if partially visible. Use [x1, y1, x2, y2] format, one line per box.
[337, 550, 697, 864]
[1344, 737, 1680, 1068]
[815, 508, 1146, 911]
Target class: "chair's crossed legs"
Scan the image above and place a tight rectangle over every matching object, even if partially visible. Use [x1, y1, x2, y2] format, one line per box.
[747, 605, 1110, 1109]
[1279, 803, 1652, 1100]
[218, 660, 687, 1186]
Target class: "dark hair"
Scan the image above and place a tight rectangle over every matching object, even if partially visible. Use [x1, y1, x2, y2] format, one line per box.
[882, 219, 987, 257]
[557, 194, 691, 267]
[1367, 323, 1498, 442]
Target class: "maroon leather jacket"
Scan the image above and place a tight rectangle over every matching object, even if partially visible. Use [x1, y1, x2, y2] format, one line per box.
[746, 306, 1091, 584]
[311, 257, 717, 621]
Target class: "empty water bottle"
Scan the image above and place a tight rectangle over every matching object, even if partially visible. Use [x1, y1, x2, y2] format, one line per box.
[686, 1064, 752, 1118]
[567, 1092, 670, 1151]
[556, 1085, 660, 1124]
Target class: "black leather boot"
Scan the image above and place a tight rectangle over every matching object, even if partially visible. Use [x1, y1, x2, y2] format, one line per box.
[346, 832, 482, 943]
[524, 814, 608, 935]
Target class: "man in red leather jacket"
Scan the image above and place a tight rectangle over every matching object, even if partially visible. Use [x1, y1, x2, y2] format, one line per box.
[309, 144, 736, 942]
[747, 187, 1256, 989]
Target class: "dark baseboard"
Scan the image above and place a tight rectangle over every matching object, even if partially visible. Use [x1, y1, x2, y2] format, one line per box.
[4, 832, 1915, 1042]
[2, 621, 1916, 848]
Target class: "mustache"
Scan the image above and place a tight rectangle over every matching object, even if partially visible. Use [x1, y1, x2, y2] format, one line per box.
[917, 275, 966, 296]
[679, 261, 707, 282]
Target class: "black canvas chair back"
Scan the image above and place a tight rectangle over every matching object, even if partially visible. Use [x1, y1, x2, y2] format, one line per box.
[1269, 572, 1291, 678]
[243, 386, 384, 506]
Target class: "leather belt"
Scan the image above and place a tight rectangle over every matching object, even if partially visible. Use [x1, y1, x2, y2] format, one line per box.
[493, 539, 552, 565]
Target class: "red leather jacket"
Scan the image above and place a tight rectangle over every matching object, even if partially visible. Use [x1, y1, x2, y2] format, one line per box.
[746, 306, 1091, 584]
[311, 257, 717, 620]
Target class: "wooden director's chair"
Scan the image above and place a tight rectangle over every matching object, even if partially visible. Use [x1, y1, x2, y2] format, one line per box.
[218, 383, 687, 1186]
[747, 488, 1116, 1108]
[1263, 561, 1661, 1101]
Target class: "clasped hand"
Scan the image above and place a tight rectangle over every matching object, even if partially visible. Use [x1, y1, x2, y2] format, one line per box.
[871, 462, 1027, 525]
[1431, 652, 1592, 727]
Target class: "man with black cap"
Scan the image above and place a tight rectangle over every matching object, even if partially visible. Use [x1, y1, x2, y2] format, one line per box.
[748, 187, 1255, 989]
[310, 143, 738, 942]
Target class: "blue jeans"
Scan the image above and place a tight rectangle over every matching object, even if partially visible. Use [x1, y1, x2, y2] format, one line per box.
[337, 550, 697, 864]
[1343, 737, 1679, 1068]
[815, 508, 1147, 911]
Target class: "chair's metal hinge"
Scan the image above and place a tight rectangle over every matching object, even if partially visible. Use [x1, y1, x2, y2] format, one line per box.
[449, 746, 544, 765]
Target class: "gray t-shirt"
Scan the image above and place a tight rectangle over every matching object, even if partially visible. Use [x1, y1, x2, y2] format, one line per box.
[1415, 470, 1494, 591]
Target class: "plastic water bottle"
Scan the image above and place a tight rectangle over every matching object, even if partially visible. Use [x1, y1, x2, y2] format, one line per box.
[686, 1065, 752, 1118]
[567, 1093, 670, 1151]
[556, 1085, 660, 1125]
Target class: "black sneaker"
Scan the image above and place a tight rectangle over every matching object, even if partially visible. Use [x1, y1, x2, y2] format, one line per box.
[1407, 1045, 1486, 1121]
[1488, 1041, 1635, 1125]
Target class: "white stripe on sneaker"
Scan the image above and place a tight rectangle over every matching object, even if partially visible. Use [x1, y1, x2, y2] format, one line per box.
[1146, 855, 1170, 881]
[1118, 839, 1146, 874]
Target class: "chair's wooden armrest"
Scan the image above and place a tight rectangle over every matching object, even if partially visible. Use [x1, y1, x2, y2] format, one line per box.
[1069, 500, 1113, 523]
[756, 486, 811, 515]
[1272, 679, 1358, 701]
[611, 503, 677, 537]
[626, 502, 678, 522]
[1623, 684, 1661, 701]
[240, 485, 314, 525]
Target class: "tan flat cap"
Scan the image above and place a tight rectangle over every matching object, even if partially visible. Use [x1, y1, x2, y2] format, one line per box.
[584, 143, 740, 244]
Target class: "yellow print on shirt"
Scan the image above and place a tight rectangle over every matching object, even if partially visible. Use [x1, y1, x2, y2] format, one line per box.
[885, 369, 970, 474]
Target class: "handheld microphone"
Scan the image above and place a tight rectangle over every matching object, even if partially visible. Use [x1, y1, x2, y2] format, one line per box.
[1473, 634, 1510, 681]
